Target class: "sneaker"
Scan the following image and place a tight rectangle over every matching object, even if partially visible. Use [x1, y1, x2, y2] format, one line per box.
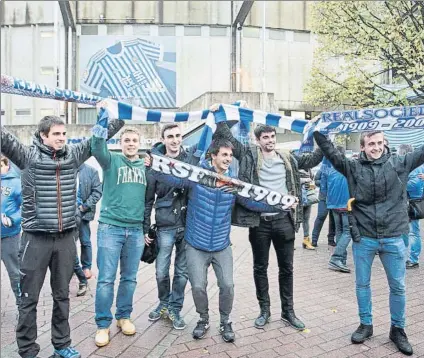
[95, 328, 110, 347]
[390, 326, 413, 355]
[351, 324, 373, 344]
[192, 319, 210, 339]
[302, 237, 315, 250]
[220, 322, 235, 343]
[281, 311, 305, 331]
[168, 310, 186, 330]
[148, 304, 168, 321]
[328, 260, 351, 273]
[53, 346, 81, 358]
[117, 318, 136, 335]
[254, 307, 271, 329]
[406, 261, 419, 269]
[76, 283, 87, 297]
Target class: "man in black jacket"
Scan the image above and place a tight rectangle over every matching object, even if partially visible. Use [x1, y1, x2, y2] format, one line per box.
[314, 130, 424, 356]
[144, 123, 199, 330]
[212, 107, 323, 331]
[1, 115, 122, 358]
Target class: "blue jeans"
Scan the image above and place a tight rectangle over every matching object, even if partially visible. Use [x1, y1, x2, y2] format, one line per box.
[95, 223, 144, 329]
[330, 211, 351, 264]
[302, 205, 312, 237]
[155, 227, 188, 313]
[408, 220, 422, 264]
[311, 199, 335, 244]
[79, 219, 92, 270]
[352, 236, 407, 328]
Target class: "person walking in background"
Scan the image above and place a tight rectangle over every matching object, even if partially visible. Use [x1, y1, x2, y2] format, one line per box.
[311, 158, 336, 247]
[398, 144, 424, 269]
[299, 168, 317, 250]
[325, 147, 352, 273]
[1, 155, 22, 306]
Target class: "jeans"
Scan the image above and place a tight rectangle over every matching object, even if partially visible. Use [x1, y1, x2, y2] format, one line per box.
[408, 220, 422, 264]
[16, 229, 77, 358]
[311, 199, 335, 244]
[249, 213, 295, 313]
[155, 227, 188, 312]
[186, 243, 234, 323]
[330, 211, 352, 264]
[352, 236, 407, 328]
[1, 234, 21, 305]
[79, 219, 92, 270]
[302, 205, 312, 237]
[73, 254, 87, 285]
[95, 223, 144, 329]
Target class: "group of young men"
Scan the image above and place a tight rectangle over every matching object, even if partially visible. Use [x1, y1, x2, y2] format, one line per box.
[1, 102, 423, 358]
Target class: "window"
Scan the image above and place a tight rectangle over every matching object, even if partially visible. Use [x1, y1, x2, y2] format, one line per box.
[40, 108, 55, 117]
[184, 26, 201, 36]
[40, 31, 54, 38]
[15, 109, 31, 116]
[210, 26, 227, 37]
[40, 66, 55, 75]
[243, 27, 260, 38]
[107, 25, 124, 35]
[293, 31, 310, 43]
[269, 29, 286, 41]
[158, 26, 176, 36]
[133, 25, 150, 35]
[81, 25, 98, 35]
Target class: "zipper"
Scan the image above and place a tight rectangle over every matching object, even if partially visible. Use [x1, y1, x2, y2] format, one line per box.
[21, 239, 30, 264]
[53, 151, 63, 232]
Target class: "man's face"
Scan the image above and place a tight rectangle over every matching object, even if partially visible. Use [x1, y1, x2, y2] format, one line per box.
[162, 126, 182, 157]
[211, 147, 233, 174]
[120, 132, 140, 159]
[257, 131, 276, 153]
[0, 160, 9, 175]
[361, 133, 385, 160]
[40, 124, 66, 151]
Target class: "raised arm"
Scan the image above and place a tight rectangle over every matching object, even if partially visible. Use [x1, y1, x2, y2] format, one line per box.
[295, 148, 324, 171]
[1, 127, 32, 169]
[313, 132, 351, 176]
[73, 118, 125, 167]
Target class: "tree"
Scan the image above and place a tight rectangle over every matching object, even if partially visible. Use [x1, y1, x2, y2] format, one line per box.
[305, 1, 424, 108]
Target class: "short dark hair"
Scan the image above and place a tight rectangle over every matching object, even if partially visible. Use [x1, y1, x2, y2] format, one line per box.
[1, 155, 9, 166]
[209, 139, 234, 156]
[161, 123, 180, 138]
[254, 125, 276, 140]
[360, 131, 383, 146]
[38, 115, 65, 137]
[397, 144, 413, 156]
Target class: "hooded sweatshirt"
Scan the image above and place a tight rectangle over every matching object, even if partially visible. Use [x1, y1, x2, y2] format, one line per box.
[1, 166, 22, 238]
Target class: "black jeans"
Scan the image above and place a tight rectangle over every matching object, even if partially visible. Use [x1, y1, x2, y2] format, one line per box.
[16, 229, 77, 358]
[311, 199, 336, 244]
[249, 213, 295, 313]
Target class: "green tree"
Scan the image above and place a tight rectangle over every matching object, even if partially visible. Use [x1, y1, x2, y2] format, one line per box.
[305, 1, 424, 108]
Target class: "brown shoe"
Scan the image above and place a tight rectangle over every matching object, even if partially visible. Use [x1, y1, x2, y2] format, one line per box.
[302, 237, 315, 250]
[83, 269, 92, 279]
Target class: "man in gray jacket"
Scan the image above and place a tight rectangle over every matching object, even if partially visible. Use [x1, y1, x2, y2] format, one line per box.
[1, 115, 122, 358]
[314, 130, 424, 356]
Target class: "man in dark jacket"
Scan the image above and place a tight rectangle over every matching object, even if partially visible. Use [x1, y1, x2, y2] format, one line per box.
[314, 130, 424, 356]
[211, 107, 322, 331]
[144, 124, 199, 330]
[1, 115, 122, 358]
[147, 139, 290, 343]
[76, 163, 102, 280]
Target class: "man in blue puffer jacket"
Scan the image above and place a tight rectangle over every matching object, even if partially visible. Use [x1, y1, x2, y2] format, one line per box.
[406, 163, 424, 269]
[148, 139, 289, 343]
[325, 147, 352, 273]
[1, 155, 22, 305]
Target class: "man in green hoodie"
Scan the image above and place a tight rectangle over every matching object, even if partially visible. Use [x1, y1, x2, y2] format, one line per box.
[91, 125, 147, 348]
